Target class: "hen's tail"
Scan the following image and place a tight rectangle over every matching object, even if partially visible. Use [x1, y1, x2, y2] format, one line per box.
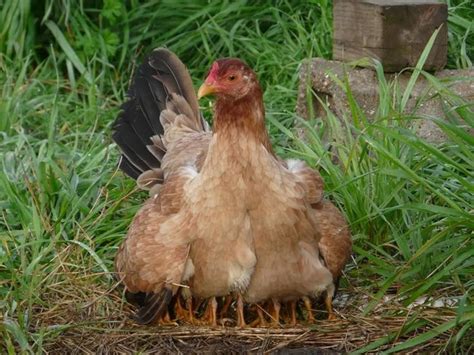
[112, 48, 205, 180]
[125, 289, 174, 325]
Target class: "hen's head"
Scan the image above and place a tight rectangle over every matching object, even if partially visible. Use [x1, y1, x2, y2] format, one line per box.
[198, 58, 258, 100]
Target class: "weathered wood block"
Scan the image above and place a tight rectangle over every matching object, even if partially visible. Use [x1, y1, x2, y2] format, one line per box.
[296, 58, 474, 143]
[333, 0, 448, 72]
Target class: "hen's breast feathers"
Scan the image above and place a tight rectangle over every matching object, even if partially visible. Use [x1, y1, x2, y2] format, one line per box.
[180, 129, 333, 302]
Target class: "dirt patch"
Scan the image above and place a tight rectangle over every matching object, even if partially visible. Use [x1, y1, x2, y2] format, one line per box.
[27, 275, 459, 353]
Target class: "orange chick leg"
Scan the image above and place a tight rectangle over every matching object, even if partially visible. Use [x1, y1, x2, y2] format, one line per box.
[280, 301, 297, 326]
[325, 294, 337, 320]
[248, 303, 267, 327]
[303, 296, 316, 323]
[289, 300, 297, 326]
[270, 298, 281, 327]
[201, 297, 218, 326]
[175, 295, 189, 323]
[236, 294, 247, 328]
[157, 310, 177, 326]
[325, 284, 337, 320]
[257, 304, 268, 327]
[220, 294, 233, 319]
[186, 297, 196, 324]
[209, 297, 218, 326]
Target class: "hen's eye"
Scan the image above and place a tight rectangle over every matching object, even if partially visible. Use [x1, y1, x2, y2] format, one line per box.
[228, 75, 236, 81]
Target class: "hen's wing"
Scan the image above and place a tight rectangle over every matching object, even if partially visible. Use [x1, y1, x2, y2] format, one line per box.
[286, 160, 351, 280]
[314, 200, 352, 280]
[115, 167, 197, 324]
[286, 159, 324, 204]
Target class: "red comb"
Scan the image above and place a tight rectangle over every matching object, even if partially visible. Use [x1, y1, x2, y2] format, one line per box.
[206, 61, 220, 82]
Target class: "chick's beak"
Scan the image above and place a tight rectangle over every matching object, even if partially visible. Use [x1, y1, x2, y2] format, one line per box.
[197, 82, 217, 99]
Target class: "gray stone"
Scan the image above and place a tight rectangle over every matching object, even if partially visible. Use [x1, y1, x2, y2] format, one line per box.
[296, 58, 474, 143]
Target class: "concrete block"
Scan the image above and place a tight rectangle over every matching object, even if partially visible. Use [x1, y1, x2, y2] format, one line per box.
[296, 58, 474, 143]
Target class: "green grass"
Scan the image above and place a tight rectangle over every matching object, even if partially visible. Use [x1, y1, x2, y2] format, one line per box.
[1, 0, 473, 352]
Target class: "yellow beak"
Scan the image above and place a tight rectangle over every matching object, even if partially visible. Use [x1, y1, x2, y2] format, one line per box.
[197, 83, 216, 99]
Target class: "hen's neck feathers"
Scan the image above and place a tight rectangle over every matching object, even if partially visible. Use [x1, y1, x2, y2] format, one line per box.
[212, 85, 273, 154]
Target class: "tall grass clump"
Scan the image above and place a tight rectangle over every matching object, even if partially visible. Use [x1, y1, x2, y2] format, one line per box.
[272, 31, 473, 352]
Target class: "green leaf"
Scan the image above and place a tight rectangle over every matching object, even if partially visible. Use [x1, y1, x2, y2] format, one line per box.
[385, 313, 474, 353]
[400, 26, 441, 111]
[45, 20, 92, 84]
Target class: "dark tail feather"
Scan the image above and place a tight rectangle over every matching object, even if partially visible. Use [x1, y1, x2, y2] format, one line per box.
[134, 288, 173, 325]
[112, 48, 202, 179]
[147, 49, 200, 122]
[125, 290, 147, 306]
[118, 156, 142, 180]
[112, 125, 161, 172]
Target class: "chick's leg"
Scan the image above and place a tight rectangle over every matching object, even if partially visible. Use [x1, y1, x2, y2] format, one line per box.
[201, 297, 218, 326]
[289, 300, 297, 326]
[303, 296, 316, 323]
[174, 288, 196, 324]
[186, 296, 196, 324]
[280, 301, 297, 326]
[194, 297, 219, 325]
[209, 297, 218, 326]
[175, 295, 189, 322]
[270, 298, 281, 327]
[220, 294, 233, 319]
[256, 304, 268, 327]
[248, 303, 267, 327]
[236, 294, 247, 328]
[325, 296, 336, 321]
[325, 284, 337, 321]
[157, 310, 177, 326]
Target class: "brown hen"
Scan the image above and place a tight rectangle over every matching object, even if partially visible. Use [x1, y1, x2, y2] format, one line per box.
[113, 48, 351, 326]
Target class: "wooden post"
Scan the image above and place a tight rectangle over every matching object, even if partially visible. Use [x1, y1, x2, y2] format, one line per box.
[333, 0, 448, 72]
